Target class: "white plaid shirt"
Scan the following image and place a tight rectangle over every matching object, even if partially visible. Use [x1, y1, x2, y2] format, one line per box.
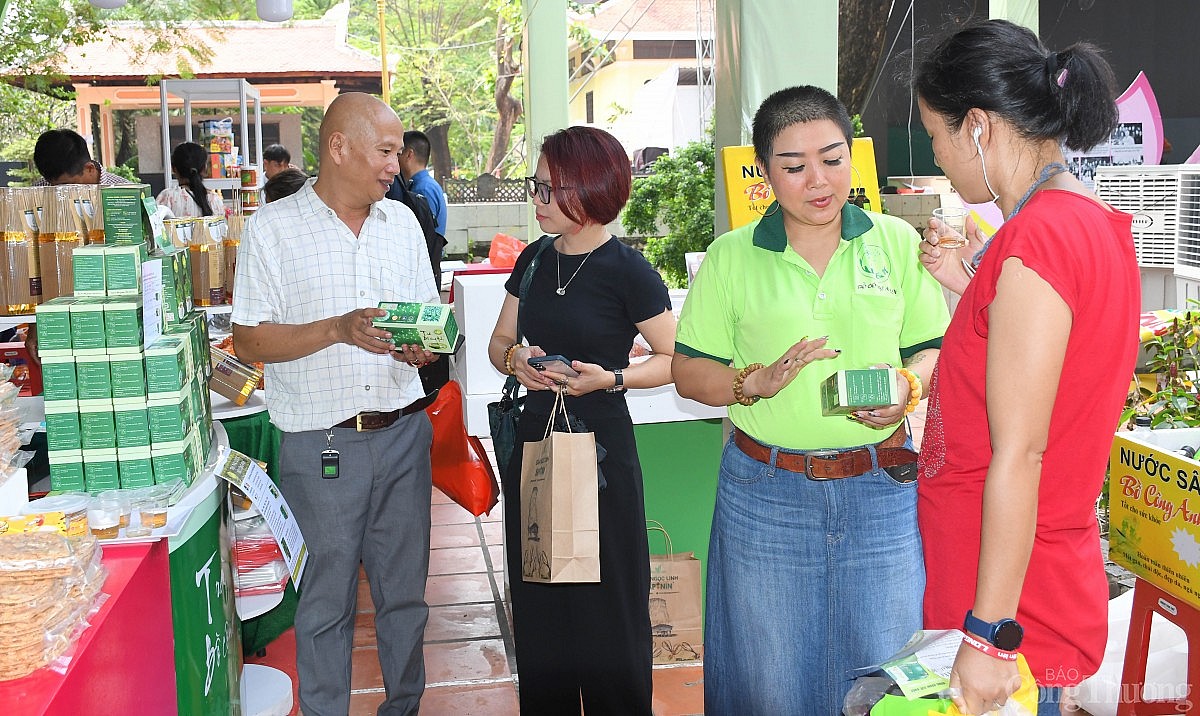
[231, 178, 437, 432]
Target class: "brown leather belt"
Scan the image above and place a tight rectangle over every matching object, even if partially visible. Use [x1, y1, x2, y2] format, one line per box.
[333, 392, 438, 431]
[732, 426, 918, 481]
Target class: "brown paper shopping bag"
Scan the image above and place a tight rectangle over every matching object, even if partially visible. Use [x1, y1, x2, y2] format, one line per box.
[647, 520, 704, 663]
[519, 390, 600, 583]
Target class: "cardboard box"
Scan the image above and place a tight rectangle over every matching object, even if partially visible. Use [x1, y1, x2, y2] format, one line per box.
[69, 298, 107, 352]
[35, 297, 77, 353]
[101, 184, 155, 246]
[103, 244, 146, 296]
[118, 447, 155, 489]
[820, 368, 899, 416]
[74, 354, 113, 400]
[103, 297, 144, 351]
[71, 244, 108, 296]
[110, 354, 147, 399]
[44, 400, 81, 452]
[48, 450, 85, 492]
[209, 346, 261, 406]
[144, 337, 188, 394]
[147, 390, 190, 444]
[78, 399, 116, 450]
[82, 448, 120, 493]
[373, 301, 460, 353]
[113, 398, 151, 449]
[152, 438, 192, 485]
[40, 355, 77, 402]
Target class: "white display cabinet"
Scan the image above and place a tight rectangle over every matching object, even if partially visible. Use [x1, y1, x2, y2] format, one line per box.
[158, 79, 265, 192]
[450, 272, 725, 437]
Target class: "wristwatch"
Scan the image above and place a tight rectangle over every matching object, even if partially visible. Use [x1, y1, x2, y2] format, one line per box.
[964, 610, 1024, 651]
[605, 368, 626, 393]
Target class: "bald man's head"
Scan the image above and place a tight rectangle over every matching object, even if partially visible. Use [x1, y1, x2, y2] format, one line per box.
[316, 93, 405, 208]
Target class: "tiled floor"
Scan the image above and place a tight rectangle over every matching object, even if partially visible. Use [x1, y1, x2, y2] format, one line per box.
[246, 437, 706, 716]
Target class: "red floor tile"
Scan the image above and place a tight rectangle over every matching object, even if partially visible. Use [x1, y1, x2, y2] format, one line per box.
[425, 573, 495, 607]
[353, 611, 376, 648]
[420, 681, 520, 715]
[350, 646, 385, 691]
[431, 502, 479, 526]
[423, 639, 511, 683]
[425, 603, 502, 642]
[428, 546, 490, 575]
[430, 522, 483, 549]
[652, 664, 705, 716]
[348, 689, 386, 715]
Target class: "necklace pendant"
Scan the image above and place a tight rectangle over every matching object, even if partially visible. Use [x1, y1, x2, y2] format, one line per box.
[555, 287, 566, 296]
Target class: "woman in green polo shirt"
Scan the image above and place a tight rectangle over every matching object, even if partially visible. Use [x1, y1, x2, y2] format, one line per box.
[673, 85, 950, 715]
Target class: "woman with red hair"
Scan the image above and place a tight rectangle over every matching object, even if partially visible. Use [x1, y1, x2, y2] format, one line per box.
[488, 126, 676, 714]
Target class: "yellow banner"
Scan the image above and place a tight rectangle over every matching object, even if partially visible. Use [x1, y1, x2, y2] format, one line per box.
[720, 137, 881, 231]
[1109, 433, 1200, 609]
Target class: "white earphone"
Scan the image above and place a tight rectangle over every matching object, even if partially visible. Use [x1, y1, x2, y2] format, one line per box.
[971, 125, 983, 151]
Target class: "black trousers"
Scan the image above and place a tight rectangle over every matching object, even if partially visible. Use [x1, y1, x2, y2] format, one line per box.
[502, 408, 653, 716]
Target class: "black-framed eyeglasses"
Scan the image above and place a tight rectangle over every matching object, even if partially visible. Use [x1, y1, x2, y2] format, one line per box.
[524, 176, 573, 204]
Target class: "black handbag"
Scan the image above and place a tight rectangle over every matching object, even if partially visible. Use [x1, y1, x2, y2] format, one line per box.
[487, 238, 552, 474]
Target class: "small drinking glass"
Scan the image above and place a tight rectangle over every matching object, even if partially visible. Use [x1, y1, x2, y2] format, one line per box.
[87, 503, 121, 540]
[97, 490, 132, 529]
[931, 206, 968, 249]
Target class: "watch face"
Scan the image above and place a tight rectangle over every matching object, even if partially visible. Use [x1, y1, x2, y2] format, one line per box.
[994, 620, 1024, 651]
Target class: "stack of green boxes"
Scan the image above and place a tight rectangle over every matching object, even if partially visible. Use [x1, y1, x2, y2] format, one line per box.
[37, 186, 213, 493]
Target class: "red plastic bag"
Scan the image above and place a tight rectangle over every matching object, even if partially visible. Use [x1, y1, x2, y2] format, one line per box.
[487, 233, 526, 268]
[425, 380, 500, 516]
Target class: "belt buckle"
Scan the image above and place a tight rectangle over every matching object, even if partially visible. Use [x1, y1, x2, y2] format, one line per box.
[355, 412, 380, 432]
[804, 450, 841, 480]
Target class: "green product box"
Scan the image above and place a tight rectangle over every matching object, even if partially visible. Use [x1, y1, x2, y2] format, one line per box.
[103, 298, 143, 350]
[154, 248, 189, 324]
[71, 245, 108, 296]
[48, 450, 85, 492]
[78, 399, 116, 450]
[35, 297, 77, 353]
[69, 298, 108, 353]
[100, 184, 153, 246]
[373, 301, 460, 353]
[40, 355, 77, 401]
[144, 337, 187, 393]
[113, 398, 151, 448]
[74, 354, 112, 400]
[819, 368, 899, 416]
[109, 354, 147, 398]
[152, 436, 192, 485]
[189, 373, 207, 427]
[118, 447, 155, 489]
[103, 244, 146, 296]
[189, 426, 207, 470]
[44, 400, 81, 452]
[147, 390, 190, 443]
[168, 311, 208, 378]
[82, 448, 120, 492]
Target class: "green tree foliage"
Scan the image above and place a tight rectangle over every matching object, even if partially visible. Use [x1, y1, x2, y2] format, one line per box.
[622, 139, 715, 288]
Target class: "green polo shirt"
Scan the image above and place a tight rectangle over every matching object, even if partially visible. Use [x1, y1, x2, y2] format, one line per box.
[676, 202, 949, 450]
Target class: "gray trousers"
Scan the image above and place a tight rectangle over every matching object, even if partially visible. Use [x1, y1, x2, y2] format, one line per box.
[279, 412, 433, 716]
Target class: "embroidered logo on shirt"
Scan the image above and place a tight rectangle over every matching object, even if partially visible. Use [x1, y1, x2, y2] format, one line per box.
[856, 245, 896, 295]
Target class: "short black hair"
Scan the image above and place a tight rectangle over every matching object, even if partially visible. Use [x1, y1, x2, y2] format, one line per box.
[33, 129, 92, 182]
[263, 144, 291, 164]
[403, 131, 431, 165]
[262, 168, 309, 203]
[752, 86, 854, 169]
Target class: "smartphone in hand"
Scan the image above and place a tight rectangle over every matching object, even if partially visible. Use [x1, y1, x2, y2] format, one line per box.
[527, 355, 581, 377]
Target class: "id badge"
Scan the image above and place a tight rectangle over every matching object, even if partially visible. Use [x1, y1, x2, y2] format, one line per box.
[321, 449, 340, 479]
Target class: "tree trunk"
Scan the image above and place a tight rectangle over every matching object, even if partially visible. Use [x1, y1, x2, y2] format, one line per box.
[485, 16, 522, 177]
[426, 123, 452, 182]
[838, 0, 891, 117]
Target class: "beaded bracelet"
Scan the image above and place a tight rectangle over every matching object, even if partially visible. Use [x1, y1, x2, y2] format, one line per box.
[960, 632, 1018, 662]
[503, 343, 524, 376]
[732, 363, 765, 406]
[896, 367, 922, 414]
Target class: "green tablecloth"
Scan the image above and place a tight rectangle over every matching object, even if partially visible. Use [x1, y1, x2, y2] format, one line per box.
[220, 410, 297, 655]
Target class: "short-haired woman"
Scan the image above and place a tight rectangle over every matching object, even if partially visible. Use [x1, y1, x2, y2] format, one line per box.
[488, 126, 676, 714]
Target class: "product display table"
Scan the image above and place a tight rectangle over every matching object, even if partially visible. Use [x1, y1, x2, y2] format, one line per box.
[0, 541, 177, 715]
